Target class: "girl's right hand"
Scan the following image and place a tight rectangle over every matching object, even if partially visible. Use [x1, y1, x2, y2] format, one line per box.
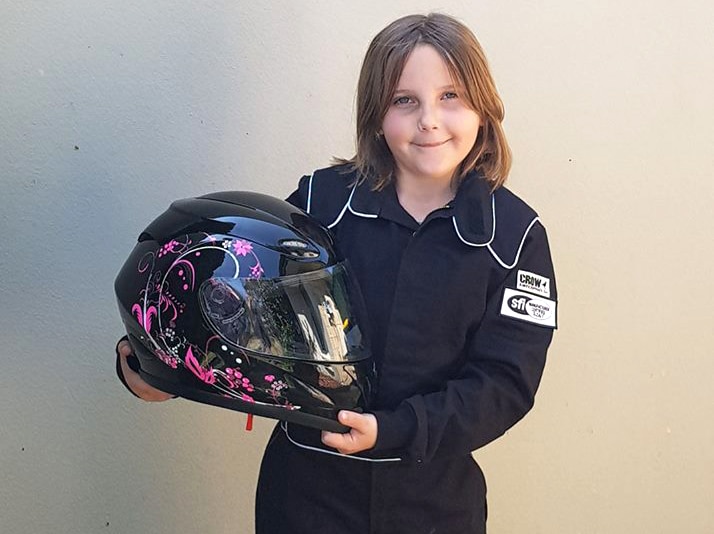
[117, 339, 174, 401]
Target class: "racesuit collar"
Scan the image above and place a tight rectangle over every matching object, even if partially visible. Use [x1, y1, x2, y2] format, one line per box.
[348, 170, 495, 245]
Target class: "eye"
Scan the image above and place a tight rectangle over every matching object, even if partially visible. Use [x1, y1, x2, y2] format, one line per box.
[392, 95, 413, 106]
[442, 91, 459, 100]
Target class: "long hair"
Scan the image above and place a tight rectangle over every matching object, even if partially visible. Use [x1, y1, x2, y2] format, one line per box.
[338, 13, 511, 191]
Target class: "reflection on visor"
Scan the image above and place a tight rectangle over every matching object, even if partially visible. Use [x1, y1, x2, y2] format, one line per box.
[199, 264, 368, 362]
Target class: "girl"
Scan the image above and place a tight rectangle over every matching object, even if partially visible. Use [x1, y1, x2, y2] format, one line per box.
[117, 12, 557, 534]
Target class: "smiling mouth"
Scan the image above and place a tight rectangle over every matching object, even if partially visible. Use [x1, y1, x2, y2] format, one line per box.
[414, 140, 449, 148]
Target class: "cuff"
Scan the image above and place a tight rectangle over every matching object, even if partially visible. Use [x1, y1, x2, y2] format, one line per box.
[372, 403, 417, 454]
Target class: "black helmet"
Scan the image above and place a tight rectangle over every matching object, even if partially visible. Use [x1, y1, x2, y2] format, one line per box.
[114, 191, 374, 432]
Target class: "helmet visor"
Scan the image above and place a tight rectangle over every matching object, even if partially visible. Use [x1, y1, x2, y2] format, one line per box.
[199, 263, 369, 362]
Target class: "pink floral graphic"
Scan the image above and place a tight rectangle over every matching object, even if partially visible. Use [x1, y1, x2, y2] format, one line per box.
[156, 348, 179, 369]
[158, 293, 180, 323]
[131, 234, 278, 406]
[157, 238, 191, 258]
[233, 240, 253, 256]
[263, 374, 289, 404]
[226, 368, 254, 393]
[168, 258, 196, 292]
[250, 262, 264, 279]
[132, 303, 157, 333]
[185, 346, 216, 384]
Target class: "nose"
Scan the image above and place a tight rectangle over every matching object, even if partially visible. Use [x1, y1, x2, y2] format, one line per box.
[417, 102, 439, 131]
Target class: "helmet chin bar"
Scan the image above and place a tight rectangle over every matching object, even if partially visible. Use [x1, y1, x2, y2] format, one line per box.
[139, 366, 354, 434]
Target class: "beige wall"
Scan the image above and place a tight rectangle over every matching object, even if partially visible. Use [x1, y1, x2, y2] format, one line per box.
[1, 1, 713, 532]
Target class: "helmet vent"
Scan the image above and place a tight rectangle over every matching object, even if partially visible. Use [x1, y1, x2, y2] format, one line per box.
[138, 231, 155, 243]
[277, 238, 319, 258]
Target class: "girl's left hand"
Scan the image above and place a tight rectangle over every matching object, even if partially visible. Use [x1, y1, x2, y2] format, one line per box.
[321, 411, 378, 455]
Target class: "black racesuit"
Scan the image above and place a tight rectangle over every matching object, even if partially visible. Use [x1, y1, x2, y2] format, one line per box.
[255, 165, 558, 534]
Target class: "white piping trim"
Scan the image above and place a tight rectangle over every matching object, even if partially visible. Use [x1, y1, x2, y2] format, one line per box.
[326, 185, 354, 228]
[281, 422, 402, 463]
[451, 195, 496, 247]
[306, 171, 315, 214]
[326, 182, 378, 229]
[348, 194, 379, 219]
[486, 216, 540, 269]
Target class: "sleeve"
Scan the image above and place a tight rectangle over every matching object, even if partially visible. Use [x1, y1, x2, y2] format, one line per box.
[285, 174, 311, 210]
[372, 222, 557, 463]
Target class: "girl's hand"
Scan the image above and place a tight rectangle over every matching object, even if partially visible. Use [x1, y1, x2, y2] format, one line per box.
[321, 411, 378, 454]
[117, 340, 174, 402]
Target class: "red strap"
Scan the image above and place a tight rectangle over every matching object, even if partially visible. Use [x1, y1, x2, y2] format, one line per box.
[245, 413, 254, 431]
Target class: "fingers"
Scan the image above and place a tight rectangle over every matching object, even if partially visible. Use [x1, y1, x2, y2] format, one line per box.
[117, 339, 134, 358]
[320, 429, 350, 453]
[321, 411, 378, 454]
[117, 344, 174, 402]
[338, 410, 368, 432]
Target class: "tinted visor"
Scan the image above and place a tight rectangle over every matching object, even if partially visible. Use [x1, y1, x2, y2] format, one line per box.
[199, 263, 369, 362]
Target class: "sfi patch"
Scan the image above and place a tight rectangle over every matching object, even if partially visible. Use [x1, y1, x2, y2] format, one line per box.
[516, 270, 551, 297]
[500, 288, 557, 327]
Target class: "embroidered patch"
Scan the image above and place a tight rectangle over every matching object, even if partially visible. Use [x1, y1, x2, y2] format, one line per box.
[516, 270, 551, 297]
[500, 288, 557, 327]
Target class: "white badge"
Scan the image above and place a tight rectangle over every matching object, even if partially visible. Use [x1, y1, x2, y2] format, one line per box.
[500, 288, 557, 327]
[516, 270, 551, 298]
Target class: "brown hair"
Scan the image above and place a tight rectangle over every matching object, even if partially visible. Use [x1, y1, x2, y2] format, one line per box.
[338, 13, 512, 191]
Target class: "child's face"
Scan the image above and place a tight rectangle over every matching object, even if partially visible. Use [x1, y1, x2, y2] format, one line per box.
[381, 44, 481, 186]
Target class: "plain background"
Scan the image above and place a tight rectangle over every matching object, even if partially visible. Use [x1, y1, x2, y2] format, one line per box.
[2, 1, 713, 532]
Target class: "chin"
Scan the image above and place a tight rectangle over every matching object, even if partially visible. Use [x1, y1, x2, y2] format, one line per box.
[414, 166, 458, 182]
